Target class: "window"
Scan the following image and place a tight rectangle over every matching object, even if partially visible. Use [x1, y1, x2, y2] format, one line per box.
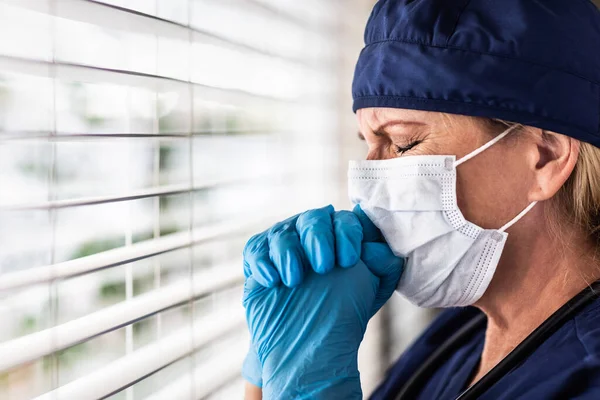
[0, 0, 384, 398]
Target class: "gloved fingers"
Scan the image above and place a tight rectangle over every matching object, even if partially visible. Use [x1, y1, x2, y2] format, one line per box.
[296, 205, 336, 274]
[243, 233, 281, 288]
[268, 221, 305, 287]
[242, 343, 263, 388]
[333, 210, 363, 268]
[361, 242, 405, 315]
[352, 204, 383, 243]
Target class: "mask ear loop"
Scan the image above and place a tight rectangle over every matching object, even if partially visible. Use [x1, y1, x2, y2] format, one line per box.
[498, 201, 537, 232]
[454, 125, 521, 168]
[451, 124, 536, 232]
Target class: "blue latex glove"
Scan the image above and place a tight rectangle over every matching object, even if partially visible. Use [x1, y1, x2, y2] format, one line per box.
[242, 207, 404, 398]
[242, 205, 363, 288]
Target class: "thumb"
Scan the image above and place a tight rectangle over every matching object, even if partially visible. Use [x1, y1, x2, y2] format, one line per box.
[361, 242, 404, 316]
[352, 204, 383, 243]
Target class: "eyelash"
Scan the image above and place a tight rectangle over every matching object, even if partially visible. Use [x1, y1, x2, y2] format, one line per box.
[394, 140, 422, 155]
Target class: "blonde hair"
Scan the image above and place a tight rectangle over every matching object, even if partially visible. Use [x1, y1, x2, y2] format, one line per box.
[554, 141, 600, 243]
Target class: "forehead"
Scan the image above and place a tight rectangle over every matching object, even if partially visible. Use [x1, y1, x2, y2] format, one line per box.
[356, 108, 498, 149]
[358, 108, 488, 133]
[358, 108, 445, 127]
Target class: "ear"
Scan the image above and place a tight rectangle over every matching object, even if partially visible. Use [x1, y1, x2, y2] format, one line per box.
[528, 129, 579, 201]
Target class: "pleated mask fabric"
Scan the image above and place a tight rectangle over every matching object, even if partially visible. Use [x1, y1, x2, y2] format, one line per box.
[348, 127, 536, 308]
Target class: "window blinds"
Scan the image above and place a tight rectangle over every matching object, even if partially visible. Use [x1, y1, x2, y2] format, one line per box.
[0, 0, 352, 398]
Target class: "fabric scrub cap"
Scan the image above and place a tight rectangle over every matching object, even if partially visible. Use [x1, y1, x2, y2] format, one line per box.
[352, 0, 600, 147]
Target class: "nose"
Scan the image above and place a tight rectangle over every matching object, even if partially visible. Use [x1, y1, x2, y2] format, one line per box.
[366, 147, 394, 161]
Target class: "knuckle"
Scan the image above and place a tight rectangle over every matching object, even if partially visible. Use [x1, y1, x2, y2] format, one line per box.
[243, 232, 266, 255]
[268, 226, 296, 245]
[268, 214, 300, 236]
[298, 222, 332, 241]
[335, 210, 360, 227]
[269, 221, 295, 237]
[335, 209, 352, 219]
[298, 208, 329, 227]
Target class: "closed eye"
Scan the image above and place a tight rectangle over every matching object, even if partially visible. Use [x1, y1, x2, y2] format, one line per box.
[394, 140, 422, 155]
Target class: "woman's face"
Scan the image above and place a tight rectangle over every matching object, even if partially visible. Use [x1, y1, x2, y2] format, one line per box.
[356, 107, 536, 230]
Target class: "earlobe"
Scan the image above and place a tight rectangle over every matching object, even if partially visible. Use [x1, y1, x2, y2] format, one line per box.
[530, 130, 579, 202]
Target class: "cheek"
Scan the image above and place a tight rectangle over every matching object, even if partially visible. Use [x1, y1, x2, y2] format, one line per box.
[455, 149, 532, 229]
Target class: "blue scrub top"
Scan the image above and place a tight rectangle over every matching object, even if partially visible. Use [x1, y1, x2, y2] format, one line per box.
[370, 296, 600, 399]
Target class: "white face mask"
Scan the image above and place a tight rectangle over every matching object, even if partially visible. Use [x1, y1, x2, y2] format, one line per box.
[348, 126, 536, 308]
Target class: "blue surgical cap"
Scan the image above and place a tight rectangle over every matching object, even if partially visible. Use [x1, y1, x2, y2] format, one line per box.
[352, 0, 600, 146]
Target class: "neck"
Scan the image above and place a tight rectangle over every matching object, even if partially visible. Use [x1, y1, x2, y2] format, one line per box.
[470, 211, 598, 384]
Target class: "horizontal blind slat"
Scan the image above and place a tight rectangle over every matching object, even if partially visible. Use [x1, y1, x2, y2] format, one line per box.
[0, 128, 285, 140]
[0, 214, 274, 291]
[0, 54, 301, 103]
[0, 172, 283, 210]
[0, 263, 243, 372]
[1, 0, 320, 67]
[32, 306, 245, 400]
[143, 341, 248, 400]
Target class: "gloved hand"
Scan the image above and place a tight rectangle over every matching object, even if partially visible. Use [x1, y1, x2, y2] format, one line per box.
[242, 207, 404, 399]
[242, 204, 364, 288]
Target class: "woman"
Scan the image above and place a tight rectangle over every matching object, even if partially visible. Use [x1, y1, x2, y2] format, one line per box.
[243, 0, 600, 398]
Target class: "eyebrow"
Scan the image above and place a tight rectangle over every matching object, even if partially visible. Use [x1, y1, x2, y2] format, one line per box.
[379, 120, 427, 129]
[358, 119, 427, 141]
